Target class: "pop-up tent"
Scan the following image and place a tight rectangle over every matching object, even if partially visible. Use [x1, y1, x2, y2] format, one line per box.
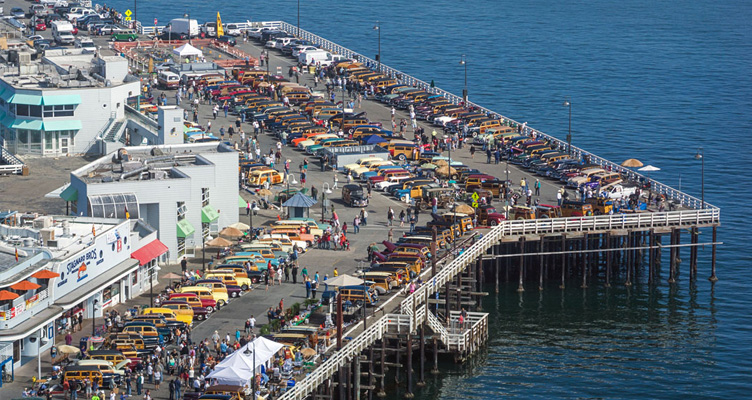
[207, 337, 285, 385]
[173, 43, 203, 58]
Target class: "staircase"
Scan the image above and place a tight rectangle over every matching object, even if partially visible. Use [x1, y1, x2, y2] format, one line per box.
[0, 145, 24, 175]
[103, 120, 124, 142]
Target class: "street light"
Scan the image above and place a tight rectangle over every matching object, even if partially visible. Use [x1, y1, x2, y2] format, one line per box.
[695, 148, 704, 209]
[563, 100, 572, 155]
[91, 299, 99, 337]
[460, 55, 467, 105]
[373, 22, 381, 72]
[297, 0, 301, 37]
[202, 235, 212, 272]
[150, 265, 161, 307]
[244, 340, 257, 395]
[183, 13, 190, 44]
[359, 261, 367, 331]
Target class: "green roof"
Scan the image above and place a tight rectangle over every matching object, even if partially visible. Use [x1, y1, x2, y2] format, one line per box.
[10, 93, 42, 106]
[238, 195, 247, 208]
[201, 205, 220, 223]
[11, 119, 43, 130]
[43, 120, 82, 131]
[42, 94, 82, 106]
[176, 219, 195, 238]
[59, 184, 78, 202]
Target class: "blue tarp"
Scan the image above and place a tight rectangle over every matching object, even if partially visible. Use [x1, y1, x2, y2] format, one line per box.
[363, 135, 387, 144]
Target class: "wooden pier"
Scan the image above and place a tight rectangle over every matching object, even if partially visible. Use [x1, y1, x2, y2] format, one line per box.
[243, 20, 723, 400]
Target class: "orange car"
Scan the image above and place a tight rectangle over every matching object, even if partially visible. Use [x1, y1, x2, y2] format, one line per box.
[269, 228, 315, 247]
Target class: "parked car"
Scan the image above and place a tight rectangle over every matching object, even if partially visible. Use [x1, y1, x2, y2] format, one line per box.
[35, 22, 47, 31]
[10, 8, 25, 18]
[216, 35, 236, 46]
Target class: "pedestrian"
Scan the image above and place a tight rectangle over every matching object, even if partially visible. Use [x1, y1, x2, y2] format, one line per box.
[399, 209, 406, 227]
[535, 179, 541, 196]
[136, 373, 143, 395]
[305, 278, 311, 299]
[212, 105, 218, 120]
[388, 228, 394, 243]
[292, 265, 298, 283]
[387, 207, 394, 226]
[361, 209, 368, 225]
[311, 280, 318, 299]
[333, 174, 338, 189]
[154, 370, 162, 390]
[353, 216, 360, 234]
[169, 380, 176, 400]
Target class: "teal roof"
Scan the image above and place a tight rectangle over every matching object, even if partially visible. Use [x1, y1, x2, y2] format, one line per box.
[43, 120, 82, 131]
[60, 184, 78, 202]
[42, 94, 82, 106]
[1, 115, 13, 127]
[0, 90, 14, 103]
[10, 93, 42, 106]
[11, 119, 43, 130]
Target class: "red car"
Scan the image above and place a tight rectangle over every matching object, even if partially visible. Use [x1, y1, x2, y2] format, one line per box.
[35, 23, 47, 31]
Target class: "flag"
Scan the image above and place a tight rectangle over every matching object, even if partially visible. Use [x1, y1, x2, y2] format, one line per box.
[124, 204, 130, 219]
[15, 248, 19, 262]
[216, 12, 224, 37]
[92, 225, 96, 237]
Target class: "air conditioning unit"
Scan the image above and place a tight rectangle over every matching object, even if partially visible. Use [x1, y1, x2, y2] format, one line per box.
[33, 216, 53, 229]
[40, 228, 55, 245]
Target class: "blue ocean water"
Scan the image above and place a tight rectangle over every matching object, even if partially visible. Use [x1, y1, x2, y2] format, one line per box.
[107, 0, 752, 397]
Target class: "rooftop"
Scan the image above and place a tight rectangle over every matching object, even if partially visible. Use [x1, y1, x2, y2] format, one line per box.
[0, 214, 121, 279]
[73, 142, 236, 184]
[0, 47, 134, 90]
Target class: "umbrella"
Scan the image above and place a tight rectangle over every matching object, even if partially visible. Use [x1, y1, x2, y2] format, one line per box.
[257, 189, 273, 196]
[454, 204, 475, 215]
[57, 345, 81, 354]
[436, 166, 457, 176]
[31, 270, 60, 279]
[420, 163, 438, 170]
[10, 280, 40, 291]
[219, 227, 245, 238]
[621, 158, 644, 168]
[638, 165, 661, 172]
[325, 274, 364, 287]
[206, 237, 233, 247]
[228, 222, 250, 230]
[162, 272, 183, 288]
[0, 290, 19, 301]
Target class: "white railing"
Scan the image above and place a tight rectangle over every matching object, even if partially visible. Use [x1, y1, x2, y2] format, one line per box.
[267, 21, 718, 212]
[271, 20, 720, 400]
[0, 145, 24, 175]
[125, 105, 159, 129]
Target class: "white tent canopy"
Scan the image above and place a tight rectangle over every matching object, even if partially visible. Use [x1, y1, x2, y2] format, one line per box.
[206, 337, 285, 385]
[325, 274, 364, 288]
[173, 43, 203, 57]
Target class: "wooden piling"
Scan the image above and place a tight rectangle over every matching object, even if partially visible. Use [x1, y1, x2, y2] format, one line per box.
[605, 232, 612, 287]
[417, 324, 426, 387]
[518, 236, 525, 292]
[354, 356, 361, 400]
[377, 340, 386, 397]
[495, 244, 500, 293]
[431, 337, 439, 375]
[669, 229, 677, 284]
[539, 237, 544, 291]
[405, 334, 414, 398]
[625, 232, 633, 286]
[582, 233, 589, 289]
[560, 234, 566, 289]
[709, 226, 718, 282]
[690, 227, 698, 280]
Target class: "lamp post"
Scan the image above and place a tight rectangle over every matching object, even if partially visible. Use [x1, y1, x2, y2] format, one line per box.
[149, 265, 161, 307]
[91, 299, 99, 337]
[244, 340, 257, 395]
[694, 148, 704, 209]
[360, 261, 367, 331]
[373, 22, 381, 72]
[297, 0, 301, 37]
[563, 100, 572, 154]
[183, 13, 190, 44]
[202, 235, 212, 272]
[505, 158, 510, 219]
[460, 55, 467, 105]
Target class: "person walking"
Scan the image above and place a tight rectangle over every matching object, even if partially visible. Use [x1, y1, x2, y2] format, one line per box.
[333, 174, 338, 189]
[535, 179, 541, 196]
[305, 278, 311, 299]
[353, 216, 360, 234]
[399, 209, 406, 227]
[387, 207, 394, 226]
[292, 265, 299, 283]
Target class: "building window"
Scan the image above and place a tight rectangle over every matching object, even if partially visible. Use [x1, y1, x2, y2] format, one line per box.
[201, 188, 210, 207]
[177, 237, 186, 257]
[131, 271, 138, 285]
[177, 201, 187, 221]
[43, 104, 75, 118]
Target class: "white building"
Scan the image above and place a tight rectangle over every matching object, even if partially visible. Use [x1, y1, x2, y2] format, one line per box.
[0, 48, 142, 157]
[0, 213, 166, 371]
[64, 142, 240, 262]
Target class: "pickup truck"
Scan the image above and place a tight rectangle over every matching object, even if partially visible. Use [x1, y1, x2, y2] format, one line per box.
[601, 182, 638, 200]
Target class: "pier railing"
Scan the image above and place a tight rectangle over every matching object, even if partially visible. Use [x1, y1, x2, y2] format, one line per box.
[269, 21, 717, 211]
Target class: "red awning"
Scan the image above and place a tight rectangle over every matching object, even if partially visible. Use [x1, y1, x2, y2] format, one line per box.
[131, 239, 169, 266]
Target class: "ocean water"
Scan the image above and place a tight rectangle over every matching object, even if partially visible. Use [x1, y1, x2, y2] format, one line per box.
[107, 0, 752, 397]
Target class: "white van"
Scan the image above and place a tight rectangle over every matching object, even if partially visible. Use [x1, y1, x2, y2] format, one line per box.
[299, 50, 345, 67]
[51, 20, 76, 45]
[74, 37, 96, 52]
[157, 70, 180, 89]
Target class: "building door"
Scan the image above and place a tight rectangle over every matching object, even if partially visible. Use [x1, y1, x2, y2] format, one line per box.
[60, 138, 69, 154]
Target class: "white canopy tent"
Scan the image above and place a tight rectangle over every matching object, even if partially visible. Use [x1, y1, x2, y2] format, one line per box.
[173, 43, 203, 58]
[206, 337, 285, 385]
